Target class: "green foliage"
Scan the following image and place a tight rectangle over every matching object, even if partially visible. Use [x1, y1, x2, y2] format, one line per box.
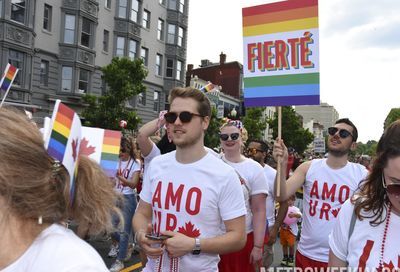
[242, 107, 268, 141]
[268, 106, 314, 154]
[355, 140, 378, 156]
[204, 107, 223, 149]
[81, 57, 148, 131]
[384, 108, 400, 130]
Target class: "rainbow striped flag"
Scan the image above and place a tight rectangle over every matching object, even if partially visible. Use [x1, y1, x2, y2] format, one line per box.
[242, 0, 319, 107]
[44, 100, 82, 201]
[81, 127, 121, 177]
[0, 63, 19, 107]
[201, 83, 216, 93]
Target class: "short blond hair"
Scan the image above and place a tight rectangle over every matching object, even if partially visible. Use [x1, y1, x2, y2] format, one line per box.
[168, 87, 211, 117]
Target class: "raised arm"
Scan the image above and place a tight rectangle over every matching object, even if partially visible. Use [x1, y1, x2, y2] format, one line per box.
[137, 117, 164, 157]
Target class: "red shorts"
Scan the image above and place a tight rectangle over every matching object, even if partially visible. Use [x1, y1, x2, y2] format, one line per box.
[218, 232, 257, 272]
[280, 228, 295, 247]
[295, 250, 328, 272]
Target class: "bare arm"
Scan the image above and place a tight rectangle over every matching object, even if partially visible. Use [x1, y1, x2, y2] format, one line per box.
[249, 193, 267, 263]
[117, 170, 140, 189]
[137, 118, 162, 157]
[161, 215, 246, 257]
[267, 200, 288, 246]
[328, 249, 347, 268]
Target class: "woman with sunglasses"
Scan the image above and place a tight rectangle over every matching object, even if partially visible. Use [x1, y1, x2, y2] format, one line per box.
[329, 120, 400, 270]
[218, 120, 268, 272]
[109, 136, 141, 272]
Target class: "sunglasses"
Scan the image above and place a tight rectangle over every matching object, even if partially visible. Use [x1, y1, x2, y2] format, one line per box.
[247, 147, 263, 155]
[164, 111, 204, 124]
[328, 127, 353, 139]
[219, 133, 240, 141]
[382, 174, 400, 197]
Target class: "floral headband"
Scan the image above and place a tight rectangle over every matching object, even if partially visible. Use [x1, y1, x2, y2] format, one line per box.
[221, 118, 243, 130]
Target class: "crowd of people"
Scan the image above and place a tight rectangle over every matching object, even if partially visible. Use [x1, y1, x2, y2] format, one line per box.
[0, 87, 399, 272]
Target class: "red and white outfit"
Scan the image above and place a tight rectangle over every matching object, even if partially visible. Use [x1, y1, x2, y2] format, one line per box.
[329, 199, 400, 270]
[297, 159, 368, 266]
[140, 151, 247, 272]
[218, 157, 269, 272]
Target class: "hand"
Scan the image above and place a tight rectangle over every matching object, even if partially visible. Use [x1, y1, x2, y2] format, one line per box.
[161, 230, 196, 258]
[272, 138, 288, 163]
[288, 212, 295, 218]
[249, 246, 263, 265]
[137, 224, 164, 259]
[267, 227, 278, 246]
[116, 174, 129, 186]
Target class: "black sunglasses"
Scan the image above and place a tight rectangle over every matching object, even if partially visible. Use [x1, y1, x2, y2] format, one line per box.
[328, 127, 353, 139]
[164, 111, 204, 124]
[382, 174, 400, 196]
[220, 133, 240, 141]
[247, 147, 263, 155]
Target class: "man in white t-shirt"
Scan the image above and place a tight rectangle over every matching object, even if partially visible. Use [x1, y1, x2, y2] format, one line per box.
[273, 118, 368, 271]
[133, 87, 247, 271]
[247, 139, 288, 269]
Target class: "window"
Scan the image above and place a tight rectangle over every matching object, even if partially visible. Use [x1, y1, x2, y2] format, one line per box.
[118, 0, 127, 18]
[138, 92, 146, 106]
[78, 69, 89, 93]
[178, 27, 184, 46]
[129, 40, 137, 60]
[81, 18, 92, 48]
[105, 0, 111, 9]
[159, 0, 165, 5]
[166, 59, 173, 78]
[142, 9, 150, 28]
[176, 60, 182, 80]
[153, 91, 160, 112]
[141, 47, 148, 66]
[11, 0, 26, 24]
[8, 49, 23, 85]
[179, 0, 184, 13]
[116, 36, 125, 56]
[40, 60, 49, 86]
[156, 54, 162, 76]
[130, 0, 139, 22]
[103, 30, 109, 52]
[168, 0, 176, 10]
[167, 24, 175, 44]
[61, 66, 73, 92]
[157, 19, 164, 40]
[64, 15, 76, 44]
[43, 4, 52, 31]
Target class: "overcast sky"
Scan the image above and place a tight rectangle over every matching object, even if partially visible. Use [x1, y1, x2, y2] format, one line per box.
[187, 0, 400, 143]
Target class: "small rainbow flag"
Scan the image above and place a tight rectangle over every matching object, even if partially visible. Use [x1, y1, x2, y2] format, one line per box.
[201, 83, 216, 93]
[0, 63, 19, 107]
[100, 130, 121, 177]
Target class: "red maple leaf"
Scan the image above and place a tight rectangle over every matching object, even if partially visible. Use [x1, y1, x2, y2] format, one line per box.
[79, 137, 96, 157]
[71, 138, 79, 162]
[331, 208, 341, 218]
[177, 221, 201, 238]
[376, 259, 399, 272]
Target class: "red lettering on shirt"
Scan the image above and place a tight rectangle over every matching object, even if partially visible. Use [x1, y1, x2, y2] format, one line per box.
[309, 199, 318, 216]
[310, 180, 319, 198]
[165, 182, 184, 212]
[152, 181, 162, 208]
[319, 202, 331, 220]
[165, 213, 177, 231]
[322, 183, 336, 202]
[338, 185, 350, 204]
[186, 187, 202, 215]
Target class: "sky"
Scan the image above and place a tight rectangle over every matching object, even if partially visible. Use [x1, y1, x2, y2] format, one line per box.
[186, 0, 400, 143]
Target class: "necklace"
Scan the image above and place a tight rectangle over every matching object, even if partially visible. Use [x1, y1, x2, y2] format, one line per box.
[378, 203, 392, 271]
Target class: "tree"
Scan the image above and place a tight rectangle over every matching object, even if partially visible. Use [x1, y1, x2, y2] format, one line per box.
[268, 106, 314, 154]
[355, 140, 378, 156]
[204, 107, 223, 149]
[384, 108, 400, 129]
[242, 107, 268, 141]
[81, 57, 148, 131]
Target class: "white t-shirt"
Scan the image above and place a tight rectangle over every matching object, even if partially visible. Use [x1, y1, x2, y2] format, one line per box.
[140, 151, 247, 272]
[299, 159, 368, 262]
[329, 199, 400, 270]
[142, 142, 161, 178]
[2, 224, 108, 272]
[222, 157, 269, 233]
[264, 164, 277, 228]
[114, 158, 141, 195]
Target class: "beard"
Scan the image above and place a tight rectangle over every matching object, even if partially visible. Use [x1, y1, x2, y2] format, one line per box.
[328, 146, 350, 157]
[174, 130, 203, 149]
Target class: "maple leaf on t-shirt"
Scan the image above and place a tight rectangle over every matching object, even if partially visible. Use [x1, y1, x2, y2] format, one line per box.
[376, 259, 399, 272]
[79, 137, 96, 156]
[177, 221, 201, 238]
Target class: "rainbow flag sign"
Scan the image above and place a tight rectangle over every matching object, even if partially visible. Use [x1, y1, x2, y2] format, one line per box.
[0, 63, 19, 107]
[81, 127, 121, 177]
[201, 83, 217, 93]
[242, 0, 319, 107]
[44, 100, 82, 201]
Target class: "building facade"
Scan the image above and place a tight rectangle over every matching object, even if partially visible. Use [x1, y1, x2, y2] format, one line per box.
[0, 0, 188, 125]
[295, 102, 339, 135]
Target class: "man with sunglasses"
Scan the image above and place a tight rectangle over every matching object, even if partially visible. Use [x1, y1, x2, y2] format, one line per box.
[247, 140, 288, 269]
[273, 118, 368, 271]
[133, 87, 247, 272]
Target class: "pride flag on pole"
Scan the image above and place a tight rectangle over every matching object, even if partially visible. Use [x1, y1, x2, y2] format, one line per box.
[242, 0, 319, 107]
[201, 83, 217, 93]
[44, 100, 82, 201]
[0, 63, 19, 107]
